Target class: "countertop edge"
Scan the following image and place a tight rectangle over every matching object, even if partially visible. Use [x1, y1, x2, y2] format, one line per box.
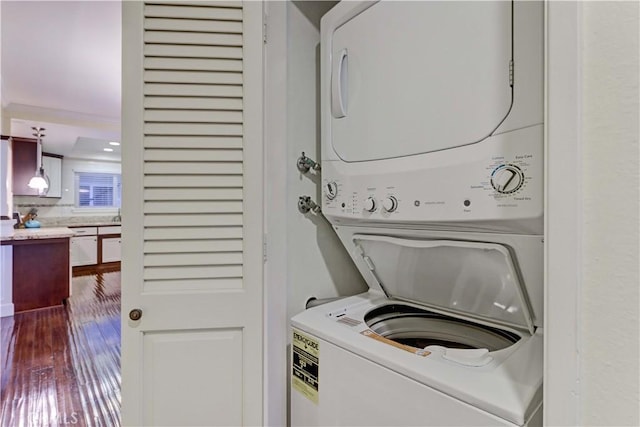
[1, 227, 75, 242]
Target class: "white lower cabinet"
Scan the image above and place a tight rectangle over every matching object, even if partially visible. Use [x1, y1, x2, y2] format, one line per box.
[102, 237, 122, 263]
[70, 226, 121, 267]
[71, 235, 98, 267]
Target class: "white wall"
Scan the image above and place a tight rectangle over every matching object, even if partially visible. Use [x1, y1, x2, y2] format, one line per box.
[580, 2, 639, 425]
[13, 157, 121, 219]
[0, 140, 9, 218]
[0, 2, 12, 317]
[285, 1, 366, 322]
[264, 2, 366, 425]
[0, 136, 12, 318]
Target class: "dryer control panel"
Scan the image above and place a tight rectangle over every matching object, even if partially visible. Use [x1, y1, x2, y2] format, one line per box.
[322, 125, 543, 235]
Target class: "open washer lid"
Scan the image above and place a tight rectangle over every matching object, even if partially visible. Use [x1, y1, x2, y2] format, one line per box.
[352, 235, 535, 334]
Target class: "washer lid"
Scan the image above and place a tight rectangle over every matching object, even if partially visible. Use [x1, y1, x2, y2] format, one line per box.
[352, 235, 535, 334]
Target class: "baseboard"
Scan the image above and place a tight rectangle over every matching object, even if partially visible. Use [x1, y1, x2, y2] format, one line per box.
[1, 302, 15, 318]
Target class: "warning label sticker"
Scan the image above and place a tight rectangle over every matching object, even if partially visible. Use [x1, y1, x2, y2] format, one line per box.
[292, 329, 319, 404]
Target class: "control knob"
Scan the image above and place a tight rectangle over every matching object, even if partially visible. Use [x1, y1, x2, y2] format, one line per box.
[363, 197, 377, 212]
[325, 182, 338, 200]
[491, 165, 524, 194]
[382, 196, 398, 213]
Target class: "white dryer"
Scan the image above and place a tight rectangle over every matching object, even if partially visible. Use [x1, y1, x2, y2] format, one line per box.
[291, 1, 544, 426]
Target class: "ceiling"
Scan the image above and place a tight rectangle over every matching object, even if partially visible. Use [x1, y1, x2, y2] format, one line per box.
[1, 1, 122, 161]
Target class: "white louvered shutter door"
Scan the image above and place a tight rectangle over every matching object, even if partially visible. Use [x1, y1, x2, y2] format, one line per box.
[121, 1, 263, 425]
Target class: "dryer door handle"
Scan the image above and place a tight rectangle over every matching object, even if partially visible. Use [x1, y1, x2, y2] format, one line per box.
[331, 48, 348, 118]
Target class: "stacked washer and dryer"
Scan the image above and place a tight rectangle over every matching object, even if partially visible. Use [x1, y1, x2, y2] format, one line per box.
[291, 1, 543, 426]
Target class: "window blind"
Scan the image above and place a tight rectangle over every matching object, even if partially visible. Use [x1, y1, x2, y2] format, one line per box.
[76, 172, 122, 207]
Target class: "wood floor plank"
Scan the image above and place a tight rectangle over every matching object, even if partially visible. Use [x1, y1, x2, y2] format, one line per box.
[0, 271, 121, 427]
[33, 309, 55, 370]
[0, 316, 15, 396]
[27, 367, 58, 427]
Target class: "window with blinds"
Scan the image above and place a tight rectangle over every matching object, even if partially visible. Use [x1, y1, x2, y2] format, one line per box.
[75, 172, 122, 208]
[141, 1, 245, 291]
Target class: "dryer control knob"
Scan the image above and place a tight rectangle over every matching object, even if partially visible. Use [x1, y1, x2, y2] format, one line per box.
[491, 165, 524, 194]
[363, 197, 377, 212]
[382, 196, 398, 212]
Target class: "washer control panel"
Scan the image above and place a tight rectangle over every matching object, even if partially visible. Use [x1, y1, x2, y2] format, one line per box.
[322, 125, 543, 232]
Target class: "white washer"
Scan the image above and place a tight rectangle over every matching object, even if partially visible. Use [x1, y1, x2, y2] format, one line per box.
[291, 227, 543, 426]
[291, 1, 544, 426]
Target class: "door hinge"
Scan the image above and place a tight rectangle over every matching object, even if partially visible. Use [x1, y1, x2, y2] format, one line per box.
[263, 234, 267, 262]
[263, 21, 267, 44]
[509, 60, 514, 87]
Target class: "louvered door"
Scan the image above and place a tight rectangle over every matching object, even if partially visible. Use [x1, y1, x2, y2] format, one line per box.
[121, 1, 263, 425]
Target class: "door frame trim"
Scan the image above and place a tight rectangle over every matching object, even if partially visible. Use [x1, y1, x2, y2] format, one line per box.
[243, 2, 267, 424]
[544, 1, 583, 424]
[120, 2, 145, 424]
[263, 2, 289, 426]
[120, 0, 145, 424]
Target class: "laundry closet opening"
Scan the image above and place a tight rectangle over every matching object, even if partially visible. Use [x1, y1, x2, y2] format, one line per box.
[288, 0, 544, 425]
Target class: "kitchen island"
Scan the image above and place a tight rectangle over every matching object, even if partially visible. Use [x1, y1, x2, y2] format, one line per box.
[1, 227, 74, 312]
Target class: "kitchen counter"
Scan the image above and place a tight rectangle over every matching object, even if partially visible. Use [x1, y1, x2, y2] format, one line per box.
[1, 227, 75, 242]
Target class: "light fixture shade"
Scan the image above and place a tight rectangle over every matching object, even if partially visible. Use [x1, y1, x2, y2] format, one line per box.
[28, 169, 49, 190]
[29, 127, 49, 195]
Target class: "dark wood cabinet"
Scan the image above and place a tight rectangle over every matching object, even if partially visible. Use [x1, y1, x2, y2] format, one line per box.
[11, 137, 64, 198]
[9, 237, 70, 312]
[11, 137, 39, 196]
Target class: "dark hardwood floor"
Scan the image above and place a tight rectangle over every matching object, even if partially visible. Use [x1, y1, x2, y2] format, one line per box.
[1, 271, 121, 427]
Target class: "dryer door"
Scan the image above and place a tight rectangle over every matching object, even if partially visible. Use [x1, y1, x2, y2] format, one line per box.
[328, 1, 512, 162]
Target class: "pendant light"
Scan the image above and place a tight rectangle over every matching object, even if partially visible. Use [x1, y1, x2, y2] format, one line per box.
[27, 127, 49, 195]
